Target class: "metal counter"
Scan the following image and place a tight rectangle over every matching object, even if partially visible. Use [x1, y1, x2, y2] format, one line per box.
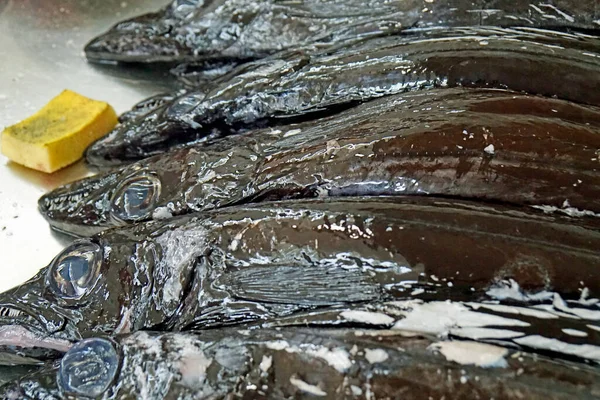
[0, 0, 174, 292]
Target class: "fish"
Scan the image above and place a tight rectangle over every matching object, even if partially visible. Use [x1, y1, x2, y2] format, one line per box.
[84, 26, 600, 166]
[3, 326, 600, 399]
[85, 0, 600, 64]
[40, 88, 600, 237]
[1, 197, 600, 365]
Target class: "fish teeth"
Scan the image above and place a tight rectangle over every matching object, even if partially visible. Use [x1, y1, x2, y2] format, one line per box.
[0, 307, 23, 318]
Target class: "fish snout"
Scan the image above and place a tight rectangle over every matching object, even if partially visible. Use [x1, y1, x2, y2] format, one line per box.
[0, 306, 70, 365]
[38, 176, 117, 237]
[84, 29, 186, 64]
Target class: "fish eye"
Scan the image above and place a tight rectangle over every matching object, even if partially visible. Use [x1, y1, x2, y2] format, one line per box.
[110, 174, 161, 222]
[47, 241, 102, 299]
[59, 338, 119, 398]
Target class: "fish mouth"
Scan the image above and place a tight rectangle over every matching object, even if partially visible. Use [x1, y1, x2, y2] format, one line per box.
[0, 307, 71, 365]
[84, 31, 188, 64]
[38, 175, 117, 237]
[84, 9, 187, 64]
[85, 136, 156, 168]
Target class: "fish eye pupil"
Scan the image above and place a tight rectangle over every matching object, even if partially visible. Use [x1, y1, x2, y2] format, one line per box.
[111, 175, 161, 222]
[59, 338, 119, 397]
[57, 256, 89, 282]
[123, 183, 151, 211]
[47, 241, 102, 299]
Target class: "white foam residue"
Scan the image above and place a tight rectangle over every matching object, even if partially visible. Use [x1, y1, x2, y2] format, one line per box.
[486, 279, 553, 302]
[179, 349, 213, 388]
[483, 144, 495, 154]
[259, 355, 272, 372]
[283, 129, 302, 137]
[350, 385, 363, 395]
[391, 300, 529, 336]
[468, 302, 558, 320]
[301, 346, 352, 373]
[289, 377, 326, 396]
[450, 327, 525, 340]
[430, 341, 508, 368]
[532, 204, 600, 218]
[577, 287, 599, 306]
[152, 206, 173, 220]
[562, 328, 588, 337]
[125, 332, 162, 357]
[514, 335, 600, 361]
[154, 226, 207, 309]
[364, 348, 389, 364]
[265, 340, 289, 351]
[340, 310, 395, 326]
[587, 325, 600, 333]
[553, 293, 600, 320]
[532, 304, 582, 320]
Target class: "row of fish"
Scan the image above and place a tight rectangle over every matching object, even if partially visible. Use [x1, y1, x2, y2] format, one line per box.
[5, 328, 600, 399]
[84, 26, 600, 166]
[3, 198, 600, 397]
[2, 0, 600, 398]
[41, 87, 600, 236]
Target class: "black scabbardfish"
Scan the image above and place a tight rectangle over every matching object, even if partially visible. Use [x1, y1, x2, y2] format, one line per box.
[41, 88, 600, 237]
[3, 327, 600, 399]
[85, 0, 600, 64]
[85, 26, 600, 166]
[2, 197, 600, 365]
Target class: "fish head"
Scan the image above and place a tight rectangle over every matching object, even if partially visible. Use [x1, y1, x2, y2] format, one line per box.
[84, 0, 264, 64]
[83, 8, 186, 63]
[39, 149, 200, 237]
[0, 239, 110, 365]
[84, 99, 201, 167]
[0, 222, 203, 364]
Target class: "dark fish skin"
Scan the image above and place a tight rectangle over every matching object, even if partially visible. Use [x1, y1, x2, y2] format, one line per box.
[3, 328, 600, 400]
[84, 0, 600, 64]
[41, 88, 600, 237]
[84, 26, 600, 166]
[1, 197, 600, 365]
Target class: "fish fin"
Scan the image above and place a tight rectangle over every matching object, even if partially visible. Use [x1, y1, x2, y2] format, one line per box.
[216, 265, 383, 306]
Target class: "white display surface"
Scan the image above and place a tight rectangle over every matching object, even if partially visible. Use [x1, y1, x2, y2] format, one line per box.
[0, 0, 172, 292]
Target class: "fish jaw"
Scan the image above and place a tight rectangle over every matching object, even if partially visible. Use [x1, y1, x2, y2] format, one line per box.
[38, 173, 119, 237]
[0, 325, 71, 365]
[85, 30, 188, 64]
[0, 270, 80, 365]
[83, 9, 186, 63]
[84, 104, 198, 168]
[0, 290, 73, 365]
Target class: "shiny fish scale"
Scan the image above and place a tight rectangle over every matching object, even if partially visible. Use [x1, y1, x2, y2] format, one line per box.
[4, 327, 600, 399]
[41, 88, 600, 236]
[4, 198, 600, 366]
[85, 26, 600, 165]
[85, 0, 600, 65]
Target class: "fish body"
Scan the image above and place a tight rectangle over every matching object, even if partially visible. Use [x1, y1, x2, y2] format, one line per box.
[2, 197, 600, 364]
[41, 88, 600, 237]
[85, 0, 600, 64]
[3, 327, 600, 399]
[85, 26, 600, 165]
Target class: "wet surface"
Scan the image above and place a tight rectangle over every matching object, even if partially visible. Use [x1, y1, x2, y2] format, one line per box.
[40, 88, 600, 236]
[85, 26, 600, 166]
[1, 1, 600, 397]
[0, 0, 173, 292]
[4, 328, 600, 399]
[0, 197, 599, 369]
